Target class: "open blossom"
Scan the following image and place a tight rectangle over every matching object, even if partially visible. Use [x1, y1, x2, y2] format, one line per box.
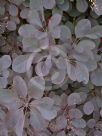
[18, 11, 61, 52]
[0, 76, 57, 136]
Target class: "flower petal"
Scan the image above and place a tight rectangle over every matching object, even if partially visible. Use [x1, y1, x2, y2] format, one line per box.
[36, 97, 57, 120]
[43, 0, 56, 9]
[12, 54, 35, 73]
[13, 76, 28, 98]
[28, 76, 45, 99]
[30, 108, 48, 130]
[7, 109, 25, 136]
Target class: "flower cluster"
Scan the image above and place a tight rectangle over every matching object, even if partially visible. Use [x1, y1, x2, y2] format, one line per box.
[0, 0, 102, 136]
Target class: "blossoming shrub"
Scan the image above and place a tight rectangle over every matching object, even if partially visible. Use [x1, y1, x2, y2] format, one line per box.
[0, 0, 102, 135]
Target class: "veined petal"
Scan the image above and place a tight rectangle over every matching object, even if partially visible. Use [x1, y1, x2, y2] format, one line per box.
[13, 76, 28, 98]
[28, 76, 45, 99]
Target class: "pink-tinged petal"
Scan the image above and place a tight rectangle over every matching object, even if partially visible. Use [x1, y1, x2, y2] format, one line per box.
[60, 93, 68, 107]
[30, 108, 48, 130]
[45, 55, 52, 70]
[0, 77, 8, 89]
[30, 0, 43, 11]
[33, 53, 44, 64]
[22, 37, 41, 53]
[35, 55, 52, 77]
[67, 93, 81, 106]
[18, 24, 36, 38]
[25, 66, 33, 80]
[20, 8, 29, 19]
[71, 118, 86, 129]
[75, 19, 91, 38]
[42, 0, 56, 9]
[51, 26, 61, 38]
[35, 31, 48, 40]
[28, 9, 43, 27]
[28, 76, 45, 99]
[69, 108, 83, 119]
[60, 25, 72, 40]
[7, 109, 25, 136]
[14, 110, 25, 136]
[50, 46, 61, 57]
[0, 55, 11, 70]
[35, 61, 49, 77]
[49, 13, 62, 28]
[13, 76, 28, 98]
[66, 59, 89, 84]
[83, 101, 94, 115]
[2, 70, 9, 78]
[91, 68, 102, 86]
[0, 89, 19, 109]
[37, 106, 57, 121]
[76, 62, 89, 84]
[56, 115, 67, 130]
[83, 58, 97, 72]
[39, 37, 49, 49]
[77, 39, 95, 51]
[72, 52, 89, 62]
[51, 70, 66, 85]
[67, 60, 77, 81]
[37, 97, 55, 108]
[36, 97, 57, 120]
[12, 54, 35, 73]
[53, 56, 67, 70]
